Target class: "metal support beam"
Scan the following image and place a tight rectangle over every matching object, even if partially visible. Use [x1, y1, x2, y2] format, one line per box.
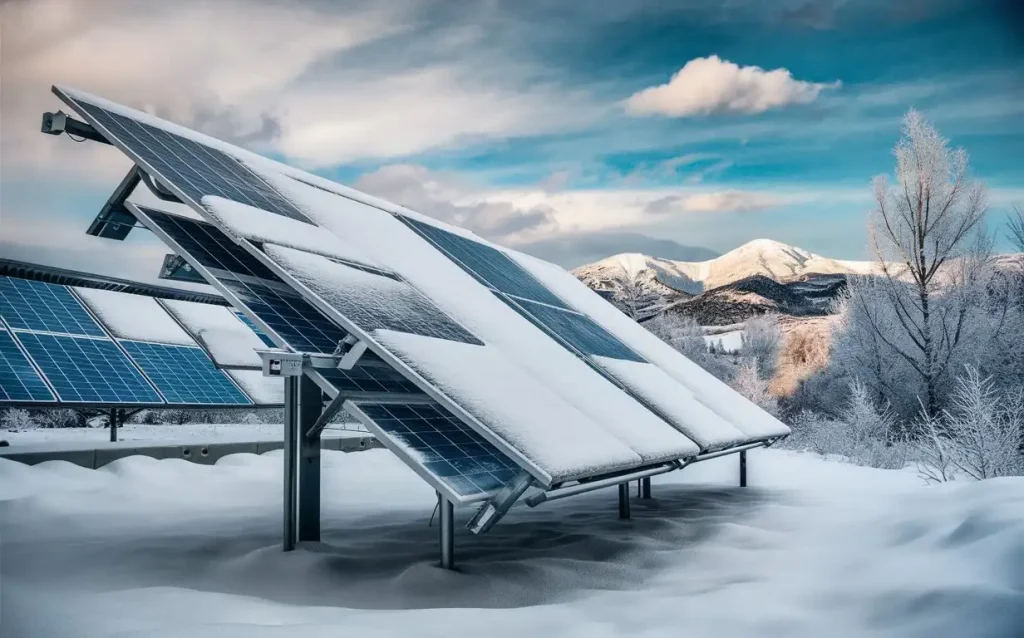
[306, 390, 345, 440]
[641, 476, 652, 499]
[466, 470, 534, 535]
[87, 166, 141, 240]
[739, 450, 747, 487]
[283, 376, 299, 551]
[525, 461, 680, 507]
[438, 492, 455, 570]
[298, 375, 324, 542]
[108, 407, 118, 443]
[618, 483, 630, 519]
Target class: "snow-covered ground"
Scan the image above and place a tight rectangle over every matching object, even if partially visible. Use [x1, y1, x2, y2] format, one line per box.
[2, 447, 1022, 638]
[0, 423, 366, 447]
[702, 329, 743, 353]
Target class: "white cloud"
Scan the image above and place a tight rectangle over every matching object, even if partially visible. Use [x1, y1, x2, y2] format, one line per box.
[659, 190, 783, 213]
[626, 55, 841, 117]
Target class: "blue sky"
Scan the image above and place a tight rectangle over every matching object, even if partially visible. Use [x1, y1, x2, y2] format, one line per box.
[2, 0, 1022, 279]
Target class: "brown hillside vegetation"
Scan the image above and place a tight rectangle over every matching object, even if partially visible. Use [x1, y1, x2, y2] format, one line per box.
[770, 316, 836, 397]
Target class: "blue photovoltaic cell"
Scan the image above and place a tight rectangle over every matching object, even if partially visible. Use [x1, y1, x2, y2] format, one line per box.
[352, 402, 520, 498]
[0, 277, 104, 336]
[234, 312, 276, 347]
[508, 297, 645, 362]
[69, 99, 312, 224]
[401, 217, 571, 309]
[140, 208, 423, 394]
[0, 331, 55, 402]
[120, 341, 250, 405]
[17, 333, 162, 404]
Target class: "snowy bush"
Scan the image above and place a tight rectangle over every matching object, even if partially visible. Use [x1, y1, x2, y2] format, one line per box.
[916, 367, 1024, 482]
[731, 361, 779, 418]
[35, 409, 82, 429]
[645, 313, 735, 382]
[741, 314, 780, 380]
[1, 408, 35, 430]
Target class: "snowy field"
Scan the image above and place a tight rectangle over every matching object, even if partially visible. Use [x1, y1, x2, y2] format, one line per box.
[0, 423, 365, 448]
[2, 447, 1022, 638]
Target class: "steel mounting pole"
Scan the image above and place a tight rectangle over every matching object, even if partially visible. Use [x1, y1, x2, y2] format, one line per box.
[108, 407, 117, 443]
[283, 376, 299, 551]
[739, 450, 748, 487]
[641, 476, 652, 499]
[298, 375, 324, 542]
[618, 483, 630, 519]
[438, 492, 455, 569]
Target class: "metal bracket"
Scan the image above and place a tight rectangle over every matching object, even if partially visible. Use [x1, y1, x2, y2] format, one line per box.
[86, 166, 142, 240]
[159, 254, 208, 284]
[466, 470, 534, 535]
[339, 340, 369, 370]
[306, 391, 346, 440]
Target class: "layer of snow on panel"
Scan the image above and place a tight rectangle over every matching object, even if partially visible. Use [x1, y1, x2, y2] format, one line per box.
[262, 175, 699, 465]
[73, 288, 194, 345]
[375, 330, 643, 483]
[591, 356, 748, 451]
[226, 370, 284, 405]
[510, 251, 792, 440]
[200, 195, 381, 267]
[161, 300, 265, 369]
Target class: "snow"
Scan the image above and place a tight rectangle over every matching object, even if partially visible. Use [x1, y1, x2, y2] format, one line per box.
[161, 299, 266, 369]
[73, 287, 195, 345]
[591, 356, 749, 451]
[0, 423, 284, 446]
[374, 329, 648, 483]
[510, 252, 791, 441]
[3, 444, 1022, 638]
[200, 195, 381, 267]
[703, 329, 744, 353]
[226, 370, 286, 405]
[259, 176, 706, 474]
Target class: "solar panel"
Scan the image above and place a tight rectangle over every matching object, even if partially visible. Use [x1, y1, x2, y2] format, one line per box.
[0, 277, 105, 336]
[69, 100, 313, 224]
[401, 217, 571, 309]
[345, 401, 521, 501]
[0, 330, 55, 402]
[16, 333, 162, 404]
[134, 206, 424, 395]
[507, 297, 645, 362]
[120, 340, 251, 405]
[262, 245, 483, 345]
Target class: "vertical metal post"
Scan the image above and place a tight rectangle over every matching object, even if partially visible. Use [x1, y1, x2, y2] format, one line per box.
[739, 450, 748, 487]
[283, 376, 299, 551]
[108, 407, 117, 443]
[438, 491, 455, 569]
[641, 476, 652, 499]
[298, 375, 323, 543]
[618, 483, 630, 519]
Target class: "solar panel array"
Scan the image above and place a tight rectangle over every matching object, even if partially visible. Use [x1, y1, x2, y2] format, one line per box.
[50, 86, 790, 504]
[0, 274, 278, 407]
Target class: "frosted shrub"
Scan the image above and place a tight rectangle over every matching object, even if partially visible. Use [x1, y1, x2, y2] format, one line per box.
[36, 409, 81, 429]
[1, 408, 34, 430]
[731, 361, 780, 418]
[646, 313, 735, 382]
[943, 367, 1024, 480]
[741, 314, 780, 379]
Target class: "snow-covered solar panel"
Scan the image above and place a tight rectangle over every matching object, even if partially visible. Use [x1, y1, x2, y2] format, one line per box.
[74, 287, 195, 346]
[56, 85, 788, 503]
[160, 298, 266, 370]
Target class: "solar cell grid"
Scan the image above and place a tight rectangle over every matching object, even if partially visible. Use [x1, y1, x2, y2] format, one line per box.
[401, 217, 571, 309]
[0, 330, 55, 402]
[120, 341, 250, 405]
[0, 277, 104, 336]
[508, 296, 645, 362]
[234, 312, 276, 347]
[17, 333, 162, 404]
[352, 402, 520, 497]
[71, 101, 312, 224]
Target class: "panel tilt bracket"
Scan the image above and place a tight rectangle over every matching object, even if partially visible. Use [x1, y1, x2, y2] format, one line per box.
[466, 470, 535, 535]
[87, 166, 142, 240]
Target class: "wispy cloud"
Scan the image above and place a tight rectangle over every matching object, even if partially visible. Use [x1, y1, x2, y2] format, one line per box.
[625, 56, 841, 118]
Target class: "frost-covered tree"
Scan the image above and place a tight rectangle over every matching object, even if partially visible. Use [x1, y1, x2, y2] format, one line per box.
[1, 408, 34, 430]
[862, 109, 990, 418]
[731, 361, 779, 417]
[741, 314, 781, 380]
[1008, 203, 1024, 253]
[942, 366, 1024, 480]
[608, 269, 662, 322]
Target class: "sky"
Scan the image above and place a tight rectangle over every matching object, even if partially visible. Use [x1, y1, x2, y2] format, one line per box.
[1, 0, 1023, 283]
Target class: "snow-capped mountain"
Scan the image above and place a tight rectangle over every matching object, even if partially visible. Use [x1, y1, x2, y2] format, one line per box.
[574, 239, 877, 296]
